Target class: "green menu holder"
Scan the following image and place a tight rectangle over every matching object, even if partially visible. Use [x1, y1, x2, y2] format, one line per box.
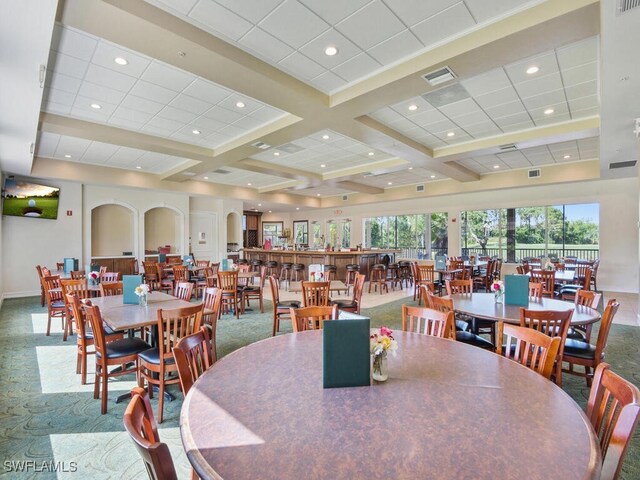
[505, 274, 530, 306]
[123, 274, 143, 304]
[323, 318, 371, 389]
[435, 255, 446, 270]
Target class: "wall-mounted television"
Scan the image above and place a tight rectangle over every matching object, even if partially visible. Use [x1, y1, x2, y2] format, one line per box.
[2, 178, 60, 219]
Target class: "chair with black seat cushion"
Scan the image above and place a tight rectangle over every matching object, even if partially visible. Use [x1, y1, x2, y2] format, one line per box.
[559, 267, 592, 301]
[195, 266, 214, 300]
[332, 273, 365, 314]
[590, 259, 600, 291]
[172, 327, 213, 395]
[217, 270, 241, 318]
[201, 287, 222, 362]
[586, 363, 640, 480]
[290, 305, 338, 332]
[472, 259, 496, 292]
[530, 269, 556, 297]
[563, 299, 619, 387]
[519, 307, 572, 386]
[61, 278, 90, 341]
[368, 264, 389, 294]
[301, 281, 330, 307]
[138, 304, 203, 423]
[41, 275, 66, 337]
[425, 291, 493, 350]
[566, 289, 602, 341]
[36, 265, 47, 307]
[528, 282, 543, 300]
[269, 276, 300, 336]
[84, 303, 151, 414]
[416, 263, 440, 299]
[155, 263, 174, 294]
[402, 304, 454, 338]
[123, 386, 178, 480]
[496, 322, 561, 380]
[243, 265, 266, 313]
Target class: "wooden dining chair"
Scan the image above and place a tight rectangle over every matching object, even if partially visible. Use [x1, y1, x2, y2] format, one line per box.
[472, 259, 496, 292]
[84, 302, 151, 414]
[123, 386, 178, 480]
[563, 300, 620, 387]
[174, 281, 194, 302]
[138, 304, 203, 423]
[172, 327, 213, 395]
[196, 260, 210, 268]
[142, 262, 160, 290]
[331, 273, 366, 314]
[566, 289, 602, 342]
[155, 263, 174, 294]
[290, 305, 338, 332]
[99, 281, 124, 296]
[99, 271, 120, 282]
[195, 266, 214, 299]
[70, 270, 86, 280]
[301, 281, 331, 307]
[559, 267, 592, 301]
[36, 265, 47, 307]
[60, 278, 90, 341]
[519, 307, 572, 386]
[217, 270, 241, 318]
[416, 263, 439, 299]
[201, 287, 223, 362]
[269, 275, 300, 336]
[445, 279, 473, 295]
[401, 305, 454, 339]
[528, 282, 543, 300]
[425, 292, 493, 349]
[586, 363, 640, 480]
[41, 275, 66, 337]
[496, 322, 561, 380]
[530, 269, 556, 297]
[242, 265, 267, 313]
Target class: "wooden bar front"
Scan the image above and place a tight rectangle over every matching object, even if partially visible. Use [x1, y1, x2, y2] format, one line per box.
[242, 248, 400, 280]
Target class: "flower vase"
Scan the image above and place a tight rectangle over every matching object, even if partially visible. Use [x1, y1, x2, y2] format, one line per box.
[372, 353, 388, 382]
[494, 290, 503, 304]
[139, 294, 147, 307]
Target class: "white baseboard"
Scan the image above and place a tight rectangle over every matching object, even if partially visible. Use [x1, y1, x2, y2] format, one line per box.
[3, 289, 40, 299]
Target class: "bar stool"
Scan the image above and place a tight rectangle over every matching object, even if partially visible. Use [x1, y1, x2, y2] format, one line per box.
[280, 262, 293, 287]
[323, 265, 337, 281]
[292, 263, 306, 282]
[386, 263, 401, 290]
[345, 264, 360, 295]
[398, 261, 412, 287]
[368, 264, 389, 294]
[236, 258, 249, 265]
[266, 261, 279, 277]
[251, 259, 264, 272]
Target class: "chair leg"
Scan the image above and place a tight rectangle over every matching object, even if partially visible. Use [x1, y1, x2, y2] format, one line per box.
[101, 369, 108, 414]
[158, 377, 165, 424]
[81, 353, 88, 385]
[94, 366, 101, 400]
[272, 315, 278, 336]
[259, 295, 264, 313]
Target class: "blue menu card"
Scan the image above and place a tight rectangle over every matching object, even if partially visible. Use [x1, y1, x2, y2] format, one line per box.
[123, 274, 143, 304]
[505, 274, 530, 306]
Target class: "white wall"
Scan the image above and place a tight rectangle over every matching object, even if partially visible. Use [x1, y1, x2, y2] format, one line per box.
[279, 177, 638, 293]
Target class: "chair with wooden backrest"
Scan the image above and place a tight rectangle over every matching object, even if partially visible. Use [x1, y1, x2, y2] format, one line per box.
[69, 270, 86, 280]
[201, 287, 223, 362]
[172, 326, 213, 395]
[173, 281, 194, 302]
[445, 278, 473, 295]
[138, 304, 203, 423]
[559, 267, 592, 301]
[590, 259, 600, 291]
[55, 262, 65, 271]
[84, 302, 151, 414]
[155, 263, 174, 294]
[301, 281, 331, 307]
[519, 307, 572, 386]
[368, 264, 389, 294]
[66, 293, 123, 385]
[472, 259, 496, 292]
[446, 278, 496, 342]
[563, 299, 619, 387]
[217, 270, 241, 318]
[416, 263, 440, 298]
[401, 305, 454, 339]
[586, 363, 640, 480]
[36, 265, 47, 307]
[100, 272, 120, 282]
[425, 292, 493, 349]
[195, 266, 214, 299]
[99, 281, 124, 296]
[41, 275, 66, 337]
[196, 260, 210, 268]
[528, 282, 543, 300]
[290, 305, 338, 332]
[123, 386, 178, 480]
[242, 265, 267, 313]
[61, 278, 90, 341]
[142, 262, 159, 290]
[496, 322, 561, 380]
[530, 269, 556, 297]
[566, 289, 602, 342]
[332, 273, 366, 314]
[269, 276, 301, 336]
[417, 282, 435, 307]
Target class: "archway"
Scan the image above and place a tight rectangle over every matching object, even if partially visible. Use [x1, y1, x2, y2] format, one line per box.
[226, 212, 242, 252]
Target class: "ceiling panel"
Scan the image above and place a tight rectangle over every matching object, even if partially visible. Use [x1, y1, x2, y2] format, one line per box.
[201, 166, 291, 188]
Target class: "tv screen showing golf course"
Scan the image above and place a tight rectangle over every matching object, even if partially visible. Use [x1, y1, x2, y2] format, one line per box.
[2, 178, 60, 219]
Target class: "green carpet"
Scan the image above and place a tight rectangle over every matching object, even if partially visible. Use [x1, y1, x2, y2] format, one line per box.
[0, 296, 638, 479]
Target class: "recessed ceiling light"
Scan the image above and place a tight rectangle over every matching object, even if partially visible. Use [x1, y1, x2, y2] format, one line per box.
[296, 207, 300, 210]
[430, 175, 436, 179]
[447, 132, 455, 137]
[258, 203, 262, 207]
[64, 154, 71, 158]
[247, 182, 252, 186]
[203, 176, 208, 179]
[192, 129, 201, 135]
[236, 101, 245, 108]
[268, 210, 272, 213]
[387, 182, 393, 185]
[317, 193, 321, 197]
[408, 104, 418, 111]
[526, 66, 539, 75]
[563, 154, 571, 159]
[136, 166, 142, 169]
[114, 57, 128, 66]
[493, 165, 500, 169]
[368, 152, 374, 156]
[322, 134, 329, 140]
[320, 164, 326, 168]
[544, 108, 554, 115]
[324, 46, 338, 56]
[273, 152, 280, 156]
[90, 103, 101, 109]
[408, 167, 413, 170]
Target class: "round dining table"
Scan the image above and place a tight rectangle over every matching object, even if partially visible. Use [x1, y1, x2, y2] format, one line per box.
[449, 292, 601, 326]
[181, 331, 601, 480]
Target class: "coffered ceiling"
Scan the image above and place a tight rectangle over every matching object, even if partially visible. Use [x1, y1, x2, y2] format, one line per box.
[3, 0, 640, 212]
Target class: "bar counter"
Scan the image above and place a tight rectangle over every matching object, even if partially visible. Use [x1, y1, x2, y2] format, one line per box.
[242, 248, 400, 280]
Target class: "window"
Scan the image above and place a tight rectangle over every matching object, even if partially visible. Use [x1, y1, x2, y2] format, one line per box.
[364, 212, 448, 258]
[293, 220, 308, 245]
[262, 222, 283, 247]
[326, 219, 351, 248]
[461, 203, 599, 261]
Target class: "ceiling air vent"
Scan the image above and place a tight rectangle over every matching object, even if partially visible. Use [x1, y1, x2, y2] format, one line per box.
[342, 195, 348, 201]
[278, 143, 304, 154]
[499, 143, 518, 151]
[251, 141, 271, 150]
[213, 169, 231, 174]
[609, 160, 637, 169]
[528, 168, 541, 179]
[416, 184, 425, 192]
[422, 66, 456, 86]
[618, 0, 640, 14]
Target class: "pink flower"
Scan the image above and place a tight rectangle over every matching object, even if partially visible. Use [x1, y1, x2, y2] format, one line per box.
[380, 326, 393, 337]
